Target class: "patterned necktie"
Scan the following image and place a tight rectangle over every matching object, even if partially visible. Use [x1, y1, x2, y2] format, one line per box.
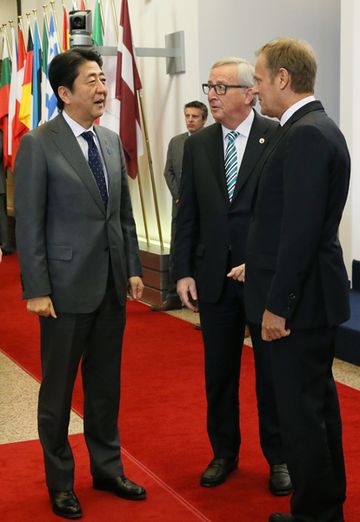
[81, 131, 108, 206]
[225, 130, 240, 201]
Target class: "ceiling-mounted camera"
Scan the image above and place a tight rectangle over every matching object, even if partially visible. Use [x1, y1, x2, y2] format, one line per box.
[69, 10, 93, 47]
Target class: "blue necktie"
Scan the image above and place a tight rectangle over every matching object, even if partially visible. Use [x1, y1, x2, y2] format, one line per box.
[81, 131, 108, 206]
[225, 130, 239, 201]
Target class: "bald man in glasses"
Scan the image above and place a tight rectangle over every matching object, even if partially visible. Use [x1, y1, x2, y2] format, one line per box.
[174, 57, 291, 494]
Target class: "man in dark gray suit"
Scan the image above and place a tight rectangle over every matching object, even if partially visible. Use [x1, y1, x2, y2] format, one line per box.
[246, 38, 350, 522]
[151, 100, 208, 311]
[0, 131, 11, 255]
[174, 57, 291, 494]
[14, 48, 145, 520]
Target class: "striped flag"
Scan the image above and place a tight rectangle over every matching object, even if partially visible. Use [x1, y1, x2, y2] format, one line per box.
[12, 26, 27, 170]
[32, 20, 42, 129]
[0, 32, 11, 169]
[19, 28, 34, 131]
[41, 15, 49, 122]
[100, 0, 120, 133]
[116, 0, 143, 178]
[62, 5, 70, 51]
[46, 14, 60, 121]
[92, 0, 103, 46]
[8, 26, 17, 161]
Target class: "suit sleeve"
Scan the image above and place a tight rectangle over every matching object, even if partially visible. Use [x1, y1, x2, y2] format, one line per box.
[163, 138, 180, 200]
[266, 124, 332, 317]
[14, 132, 52, 299]
[173, 138, 199, 280]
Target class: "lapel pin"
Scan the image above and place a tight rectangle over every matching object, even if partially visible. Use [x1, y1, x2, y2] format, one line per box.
[259, 137, 265, 144]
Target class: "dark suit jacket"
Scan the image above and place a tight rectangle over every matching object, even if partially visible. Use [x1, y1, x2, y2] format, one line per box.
[245, 101, 350, 328]
[14, 114, 142, 313]
[174, 110, 278, 303]
[164, 132, 188, 219]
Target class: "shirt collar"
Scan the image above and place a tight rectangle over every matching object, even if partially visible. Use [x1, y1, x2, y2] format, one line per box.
[62, 110, 95, 137]
[280, 95, 316, 126]
[222, 109, 254, 140]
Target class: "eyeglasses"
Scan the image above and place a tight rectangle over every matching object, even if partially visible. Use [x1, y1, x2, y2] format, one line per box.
[202, 83, 249, 95]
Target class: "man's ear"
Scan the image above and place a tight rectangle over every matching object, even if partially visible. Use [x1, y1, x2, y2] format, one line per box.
[58, 86, 71, 106]
[278, 67, 290, 90]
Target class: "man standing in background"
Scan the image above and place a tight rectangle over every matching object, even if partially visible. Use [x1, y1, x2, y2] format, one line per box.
[175, 57, 291, 495]
[151, 100, 208, 312]
[246, 37, 350, 522]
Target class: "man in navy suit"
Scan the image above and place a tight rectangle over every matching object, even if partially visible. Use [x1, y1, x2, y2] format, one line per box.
[245, 38, 350, 522]
[174, 57, 291, 494]
[15, 48, 146, 519]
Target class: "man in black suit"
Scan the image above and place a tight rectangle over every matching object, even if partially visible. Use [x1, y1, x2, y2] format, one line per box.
[174, 57, 291, 494]
[14, 48, 146, 519]
[245, 38, 350, 522]
[151, 100, 208, 312]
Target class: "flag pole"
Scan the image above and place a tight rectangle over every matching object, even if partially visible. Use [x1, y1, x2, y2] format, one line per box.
[138, 91, 164, 249]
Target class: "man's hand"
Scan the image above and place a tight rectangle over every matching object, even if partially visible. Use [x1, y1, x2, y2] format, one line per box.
[227, 263, 245, 282]
[176, 277, 198, 312]
[128, 276, 144, 300]
[27, 296, 57, 318]
[261, 309, 291, 341]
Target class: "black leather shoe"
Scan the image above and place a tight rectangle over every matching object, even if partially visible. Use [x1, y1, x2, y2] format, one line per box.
[150, 298, 182, 312]
[200, 457, 238, 487]
[269, 514, 296, 522]
[269, 463, 292, 496]
[48, 489, 82, 519]
[93, 475, 147, 500]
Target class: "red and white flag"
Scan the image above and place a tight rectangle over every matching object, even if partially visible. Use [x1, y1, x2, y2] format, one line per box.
[116, 0, 143, 179]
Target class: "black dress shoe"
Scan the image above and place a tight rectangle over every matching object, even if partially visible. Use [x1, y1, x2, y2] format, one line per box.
[150, 298, 182, 312]
[93, 475, 147, 500]
[200, 457, 238, 487]
[269, 514, 296, 522]
[48, 489, 82, 519]
[269, 463, 292, 496]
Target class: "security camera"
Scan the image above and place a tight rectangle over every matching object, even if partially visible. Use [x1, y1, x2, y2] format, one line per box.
[69, 10, 93, 47]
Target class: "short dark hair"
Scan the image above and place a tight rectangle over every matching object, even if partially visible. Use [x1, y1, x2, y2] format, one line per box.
[184, 100, 208, 121]
[49, 47, 103, 111]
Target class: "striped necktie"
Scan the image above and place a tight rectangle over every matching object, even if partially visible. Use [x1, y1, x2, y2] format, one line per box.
[225, 130, 239, 201]
[81, 131, 108, 206]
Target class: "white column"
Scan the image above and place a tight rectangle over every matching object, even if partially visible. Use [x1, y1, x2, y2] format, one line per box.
[340, 0, 360, 278]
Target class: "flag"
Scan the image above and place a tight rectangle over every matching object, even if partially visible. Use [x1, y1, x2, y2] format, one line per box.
[92, 0, 103, 46]
[46, 14, 60, 121]
[12, 26, 27, 170]
[19, 28, 34, 131]
[80, 1, 86, 9]
[32, 20, 42, 129]
[116, 0, 143, 178]
[62, 5, 70, 51]
[0, 32, 11, 169]
[41, 15, 49, 122]
[8, 26, 17, 162]
[100, 0, 120, 133]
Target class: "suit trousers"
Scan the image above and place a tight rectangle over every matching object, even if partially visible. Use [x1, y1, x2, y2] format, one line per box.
[38, 273, 126, 490]
[268, 327, 346, 522]
[199, 278, 283, 464]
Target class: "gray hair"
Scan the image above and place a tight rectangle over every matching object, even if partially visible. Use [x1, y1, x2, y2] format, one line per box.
[211, 57, 256, 105]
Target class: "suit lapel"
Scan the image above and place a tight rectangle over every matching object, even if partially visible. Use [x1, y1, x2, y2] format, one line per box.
[49, 114, 106, 215]
[232, 112, 274, 201]
[204, 123, 229, 202]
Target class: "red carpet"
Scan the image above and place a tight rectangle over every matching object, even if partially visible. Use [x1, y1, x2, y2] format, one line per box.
[1, 254, 360, 521]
